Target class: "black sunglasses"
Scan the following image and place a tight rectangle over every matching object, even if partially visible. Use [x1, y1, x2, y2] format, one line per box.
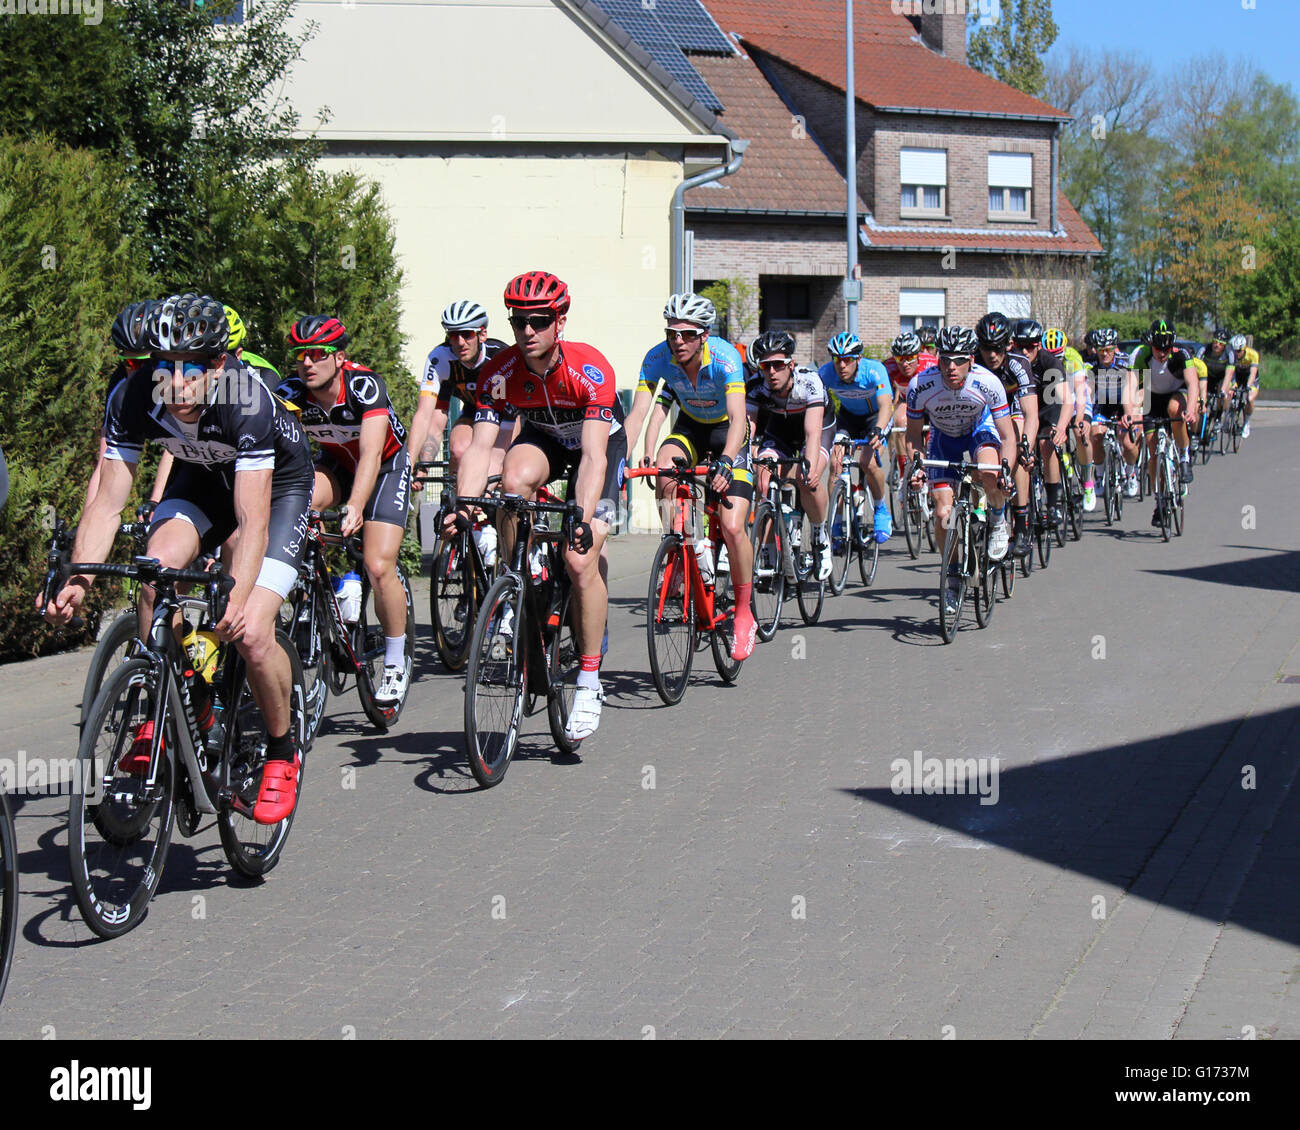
[508, 313, 556, 332]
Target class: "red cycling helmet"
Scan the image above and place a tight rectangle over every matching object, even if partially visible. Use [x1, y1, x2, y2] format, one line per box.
[288, 315, 348, 349]
[503, 271, 570, 315]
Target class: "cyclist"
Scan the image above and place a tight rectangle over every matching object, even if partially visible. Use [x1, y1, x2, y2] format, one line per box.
[1198, 328, 1233, 437]
[745, 330, 834, 581]
[975, 312, 1037, 560]
[1083, 328, 1141, 498]
[1130, 318, 1199, 518]
[1044, 328, 1094, 511]
[905, 325, 1016, 609]
[624, 292, 757, 660]
[1230, 333, 1259, 438]
[819, 332, 894, 543]
[1013, 318, 1074, 530]
[884, 331, 938, 482]
[407, 299, 513, 479]
[918, 325, 939, 354]
[223, 303, 281, 383]
[43, 293, 314, 824]
[275, 315, 413, 707]
[450, 270, 625, 742]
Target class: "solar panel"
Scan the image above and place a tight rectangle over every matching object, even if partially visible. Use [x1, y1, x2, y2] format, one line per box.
[594, 0, 726, 111]
[650, 0, 735, 55]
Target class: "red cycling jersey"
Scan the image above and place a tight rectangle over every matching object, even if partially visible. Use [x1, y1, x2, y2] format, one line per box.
[885, 352, 938, 394]
[276, 359, 406, 471]
[473, 341, 622, 451]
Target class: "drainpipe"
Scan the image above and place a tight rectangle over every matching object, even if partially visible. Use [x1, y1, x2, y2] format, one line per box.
[1050, 121, 1060, 234]
[671, 138, 749, 293]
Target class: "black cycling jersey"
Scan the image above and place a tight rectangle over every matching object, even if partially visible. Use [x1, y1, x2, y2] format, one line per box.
[421, 338, 511, 416]
[983, 351, 1035, 414]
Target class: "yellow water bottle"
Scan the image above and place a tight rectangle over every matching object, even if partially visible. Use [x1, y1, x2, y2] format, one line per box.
[182, 623, 220, 683]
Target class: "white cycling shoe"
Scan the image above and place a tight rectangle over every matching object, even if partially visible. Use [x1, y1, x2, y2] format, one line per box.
[564, 683, 605, 742]
[988, 519, 1010, 561]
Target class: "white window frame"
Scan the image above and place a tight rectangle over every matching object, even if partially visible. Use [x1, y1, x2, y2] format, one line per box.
[899, 289, 945, 335]
[987, 152, 1033, 221]
[900, 148, 948, 218]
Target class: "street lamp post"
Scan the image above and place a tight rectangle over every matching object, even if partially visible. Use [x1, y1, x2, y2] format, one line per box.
[844, 0, 860, 336]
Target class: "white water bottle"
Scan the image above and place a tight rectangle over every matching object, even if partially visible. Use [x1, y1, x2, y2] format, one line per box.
[335, 571, 362, 623]
[475, 523, 498, 567]
[695, 538, 714, 582]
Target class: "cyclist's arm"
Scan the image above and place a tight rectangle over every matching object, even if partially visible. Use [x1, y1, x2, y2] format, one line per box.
[873, 390, 895, 439]
[994, 411, 1016, 470]
[904, 414, 925, 472]
[802, 403, 824, 459]
[642, 400, 670, 464]
[224, 467, 273, 629]
[342, 414, 389, 536]
[1071, 370, 1089, 426]
[1182, 362, 1200, 420]
[722, 387, 748, 461]
[1020, 391, 1039, 456]
[622, 386, 657, 462]
[149, 449, 173, 505]
[51, 456, 136, 617]
[574, 417, 611, 525]
[405, 393, 444, 472]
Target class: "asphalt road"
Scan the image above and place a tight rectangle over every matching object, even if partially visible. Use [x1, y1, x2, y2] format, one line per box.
[1, 409, 1297, 1039]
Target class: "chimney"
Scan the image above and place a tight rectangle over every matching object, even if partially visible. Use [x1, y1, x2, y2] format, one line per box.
[919, 2, 967, 68]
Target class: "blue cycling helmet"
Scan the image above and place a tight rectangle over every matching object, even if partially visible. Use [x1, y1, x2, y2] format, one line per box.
[827, 332, 863, 358]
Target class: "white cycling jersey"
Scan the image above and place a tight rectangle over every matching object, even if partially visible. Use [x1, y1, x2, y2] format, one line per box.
[906, 363, 1009, 438]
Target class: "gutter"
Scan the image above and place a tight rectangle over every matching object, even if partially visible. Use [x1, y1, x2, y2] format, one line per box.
[671, 138, 749, 292]
[872, 104, 1071, 124]
[1050, 121, 1061, 234]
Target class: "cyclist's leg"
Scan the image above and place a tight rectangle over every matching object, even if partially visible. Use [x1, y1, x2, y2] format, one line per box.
[655, 429, 698, 533]
[498, 426, 559, 564]
[359, 451, 413, 656]
[142, 465, 220, 638]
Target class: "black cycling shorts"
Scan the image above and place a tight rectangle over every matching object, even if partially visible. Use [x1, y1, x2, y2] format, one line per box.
[317, 448, 412, 529]
[511, 423, 627, 525]
[660, 415, 754, 503]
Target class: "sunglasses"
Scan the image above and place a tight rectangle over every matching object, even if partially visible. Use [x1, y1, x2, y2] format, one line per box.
[507, 314, 556, 332]
[446, 328, 482, 341]
[294, 347, 337, 363]
[154, 359, 211, 380]
[665, 327, 706, 342]
[939, 354, 972, 366]
[759, 359, 791, 372]
[893, 353, 918, 363]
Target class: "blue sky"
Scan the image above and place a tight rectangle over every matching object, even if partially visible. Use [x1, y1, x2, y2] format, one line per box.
[1048, 0, 1299, 96]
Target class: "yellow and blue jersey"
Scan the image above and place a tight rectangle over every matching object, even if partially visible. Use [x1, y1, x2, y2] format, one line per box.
[818, 358, 890, 417]
[638, 337, 745, 426]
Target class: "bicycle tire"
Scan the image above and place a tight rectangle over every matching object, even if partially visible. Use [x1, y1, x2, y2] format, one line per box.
[1219, 407, 1233, 455]
[1000, 556, 1015, 599]
[288, 584, 330, 751]
[79, 610, 138, 735]
[858, 510, 880, 586]
[974, 524, 996, 628]
[1157, 453, 1173, 543]
[0, 793, 17, 1003]
[827, 480, 852, 595]
[708, 553, 743, 685]
[646, 536, 697, 706]
[938, 515, 967, 644]
[902, 483, 921, 559]
[923, 495, 937, 553]
[886, 459, 900, 522]
[546, 581, 583, 754]
[464, 573, 527, 787]
[68, 658, 176, 939]
[749, 501, 785, 642]
[431, 532, 474, 672]
[1068, 493, 1082, 541]
[355, 564, 415, 730]
[217, 631, 306, 879]
[1231, 407, 1242, 453]
[795, 507, 825, 625]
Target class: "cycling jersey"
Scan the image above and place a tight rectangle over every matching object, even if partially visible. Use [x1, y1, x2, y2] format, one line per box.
[818, 358, 890, 418]
[639, 337, 745, 426]
[1234, 346, 1260, 380]
[1089, 350, 1132, 411]
[276, 361, 407, 472]
[981, 352, 1035, 417]
[885, 352, 938, 395]
[906, 363, 1009, 438]
[420, 338, 510, 415]
[1130, 344, 1192, 396]
[473, 341, 622, 451]
[1062, 346, 1085, 376]
[746, 366, 828, 450]
[1199, 344, 1233, 386]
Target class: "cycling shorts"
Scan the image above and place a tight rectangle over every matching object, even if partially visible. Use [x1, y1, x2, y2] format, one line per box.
[317, 448, 412, 529]
[511, 421, 627, 525]
[660, 415, 753, 503]
[926, 424, 1001, 491]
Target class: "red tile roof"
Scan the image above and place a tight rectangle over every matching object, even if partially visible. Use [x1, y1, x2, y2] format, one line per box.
[860, 193, 1102, 255]
[702, 0, 1071, 120]
[685, 53, 864, 213]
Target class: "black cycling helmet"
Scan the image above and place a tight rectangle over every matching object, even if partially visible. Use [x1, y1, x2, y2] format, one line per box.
[1210, 326, 1228, 344]
[1092, 327, 1119, 349]
[917, 325, 938, 349]
[975, 312, 1012, 350]
[288, 315, 349, 350]
[935, 325, 978, 356]
[1149, 318, 1176, 350]
[750, 329, 796, 362]
[112, 300, 158, 357]
[1011, 318, 1044, 346]
[146, 293, 229, 355]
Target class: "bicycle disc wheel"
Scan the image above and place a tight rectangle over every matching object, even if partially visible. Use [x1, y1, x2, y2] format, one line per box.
[646, 536, 697, 706]
[938, 519, 967, 644]
[795, 509, 825, 625]
[69, 659, 175, 939]
[708, 550, 743, 685]
[749, 502, 785, 642]
[858, 512, 880, 586]
[464, 573, 526, 787]
[217, 631, 305, 879]
[80, 610, 139, 735]
[828, 481, 852, 595]
[431, 532, 474, 672]
[0, 794, 17, 1002]
[546, 582, 583, 754]
[355, 565, 415, 730]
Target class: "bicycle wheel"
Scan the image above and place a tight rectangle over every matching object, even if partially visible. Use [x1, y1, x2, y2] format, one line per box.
[795, 508, 825, 625]
[0, 793, 17, 1003]
[938, 517, 967, 644]
[355, 564, 415, 730]
[902, 483, 922, 559]
[68, 659, 176, 939]
[431, 532, 474, 672]
[1219, 407, 1233, 455]
[828, 480, 852, 596]
[1000, 556, 1015, 599]
[857, 508, 880, 586]
[886, 458, 901, 522]
[1200, 422, 1213, 464]
[1230, 405, 1242, 453]
[1033, 478, 1051, 569]
[646, 535, 697, 706]
[287, 584, 330, 751]
[464, 573, 526, 787]
[217, 631, 306, 879]
[1101, 453, 1115, 527]
[708, 552, 743, 685]
[974, 526, 996, 628]
[1172, 473, 1185, 538]
[923, 493, 937, 553]
[749, 501, 785, 642]
[1068, 491, 1082, 541]
[546, 581, 583, 754]
[80, 610, 138, 734]
[1156, 454, 1172, 543]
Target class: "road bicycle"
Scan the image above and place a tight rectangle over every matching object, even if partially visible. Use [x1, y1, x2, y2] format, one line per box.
[459, 492, 584, 788]
[66, 557, 306, 939]
[1145, 416, 1185, 542]
[1055, 438, 1084, 543]
[915, 454, 1009, 644]
[827, 434, 881, 594]
[626, 461, 743, 706]
[0, 789, 15, 1003]
[1194, 391, 1222, 465]
[749, 455, 825, 639]
[282, 510, 416, 744]
[1221, 384, 1247, 454]
[1097, 420, 1130, 527]
[1025, 443, 1051, 574]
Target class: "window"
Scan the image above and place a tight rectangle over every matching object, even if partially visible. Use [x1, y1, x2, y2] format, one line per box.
[988, 153, 1032, 218]
[987, 291, 1031, 319]
[900, 148, 947, 217]
[899, 288, 945, 335]
[763, 280, 810, 323]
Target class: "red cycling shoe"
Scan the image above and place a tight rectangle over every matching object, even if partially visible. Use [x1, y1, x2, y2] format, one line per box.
[253, 753, 301, 825]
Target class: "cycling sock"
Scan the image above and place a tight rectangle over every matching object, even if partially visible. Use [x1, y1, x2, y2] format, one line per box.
[814, 521, 827, 542]
[992, 504, 1006, 522]
[733, 581, 753, 611]
[577, 655, 602, 691]
[383, 635, 406, 667]
[266, 730, 294, 763]
[1047, 481, 1062, 505]
[1013, 505, 1029, 534]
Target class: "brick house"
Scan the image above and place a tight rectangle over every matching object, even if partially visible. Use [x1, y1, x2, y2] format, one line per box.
[685, 0, 1102, 360]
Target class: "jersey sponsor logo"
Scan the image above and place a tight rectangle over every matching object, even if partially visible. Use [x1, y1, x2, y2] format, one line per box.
[598, 407, 614, 422]
[524, 381, 535, 396]
[350, 374, 380, 406]
[237, 433, 259, 450]
[582, 364, 605, 385]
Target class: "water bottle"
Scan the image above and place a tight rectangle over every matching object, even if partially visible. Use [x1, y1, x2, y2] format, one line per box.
[695, 538, 714, 583]
[181, 623, 220, 683]
[335, 571, 362, 623]
[474, 523, 498, 567]
[529, 545, 548, 583]
[716, 543, 729, 574]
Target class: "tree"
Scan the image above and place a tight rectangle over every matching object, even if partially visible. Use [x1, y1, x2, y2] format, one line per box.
[967, 0, 1058, 98]
[699, 277, 759, 349]
[1225, 218, 1300, 352]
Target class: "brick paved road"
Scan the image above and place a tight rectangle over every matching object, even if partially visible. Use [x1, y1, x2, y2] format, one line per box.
[1, 411, 1297, 1039]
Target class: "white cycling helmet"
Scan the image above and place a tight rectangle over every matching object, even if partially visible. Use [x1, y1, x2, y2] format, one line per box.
[1230, 334, 1247, 352]
[663, 292, 715, 328]
[441, 300, 489, 332]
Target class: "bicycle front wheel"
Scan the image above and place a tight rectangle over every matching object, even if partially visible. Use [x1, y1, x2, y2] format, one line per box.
[795, 508, 825, 625]
[355, 564, 415, 730]
[749, 501, 785, 642]
[646, 536, 697, 706]
[69, 658, 176, 939]
[828, 480, 852, 595]
[286, 584, 330, 751]
[80, 610, 138, 735]
[0, 793, 17, 1002]
[464, 573, 527, 788]
[431, 532, 474, 672]
[857, 510, 880, 586]
[974, 527, 996, 629]
[708, 552, 743, 685]
[939, 517, 967, 644]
